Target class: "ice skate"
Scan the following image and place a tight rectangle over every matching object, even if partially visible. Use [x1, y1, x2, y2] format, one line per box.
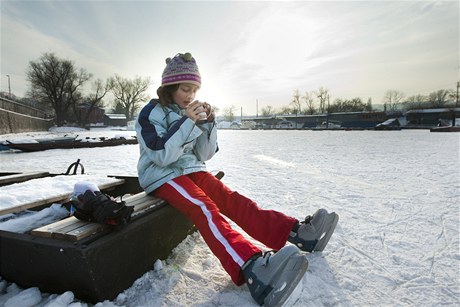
[71, 187, 133, 228]
[288, 208, 339, 252]
[242, 245, 309, 307]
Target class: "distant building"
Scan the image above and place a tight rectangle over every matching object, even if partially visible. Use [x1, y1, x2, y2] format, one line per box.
[405, 108, 460, 128]
[76, 103, 105, 124]
[104, 114, 127, 126]
[245, 111, 389, 129]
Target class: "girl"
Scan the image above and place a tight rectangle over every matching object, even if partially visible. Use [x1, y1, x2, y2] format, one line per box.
[135, 52, 339, 306]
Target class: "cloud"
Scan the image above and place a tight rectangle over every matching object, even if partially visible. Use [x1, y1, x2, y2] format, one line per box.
[1, 14, 80, 95]
[1, 0, 457, 114]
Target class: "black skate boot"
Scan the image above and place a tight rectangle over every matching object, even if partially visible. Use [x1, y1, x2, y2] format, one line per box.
[72, 190, 134, 229]
[288, 208, 339, 252]
[242, 245, 309, 306]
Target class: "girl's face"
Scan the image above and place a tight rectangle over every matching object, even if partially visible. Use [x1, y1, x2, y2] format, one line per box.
[172, 83, 199, 109]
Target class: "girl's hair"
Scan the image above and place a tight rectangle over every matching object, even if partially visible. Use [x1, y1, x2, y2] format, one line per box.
[157, 84, 179, 106]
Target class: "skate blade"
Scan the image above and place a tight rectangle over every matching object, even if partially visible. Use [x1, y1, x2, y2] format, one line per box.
[314, 212, 339, 252]
[263, 254, 309, 307]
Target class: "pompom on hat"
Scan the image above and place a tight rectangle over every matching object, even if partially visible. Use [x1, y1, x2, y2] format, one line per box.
[161, 52, 201, 88]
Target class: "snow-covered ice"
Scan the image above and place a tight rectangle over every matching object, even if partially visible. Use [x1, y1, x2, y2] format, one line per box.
[0, 128, 459, 306]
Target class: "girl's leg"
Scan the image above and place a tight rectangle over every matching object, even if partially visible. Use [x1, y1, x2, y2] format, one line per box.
[154, 174, 261, 286]
[188, 172, 298, 250]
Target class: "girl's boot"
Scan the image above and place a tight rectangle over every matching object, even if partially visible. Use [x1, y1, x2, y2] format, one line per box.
[242, 245, 308, 306]
[288, 208, 339, 252]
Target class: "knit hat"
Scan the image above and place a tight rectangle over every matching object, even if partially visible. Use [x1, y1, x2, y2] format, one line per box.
[161, 52, 201, 88]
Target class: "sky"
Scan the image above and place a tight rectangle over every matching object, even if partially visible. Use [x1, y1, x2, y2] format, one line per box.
[1, 0, 459, 116]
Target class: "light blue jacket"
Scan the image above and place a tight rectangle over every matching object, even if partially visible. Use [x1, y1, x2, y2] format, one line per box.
[135, 99, 218, 193]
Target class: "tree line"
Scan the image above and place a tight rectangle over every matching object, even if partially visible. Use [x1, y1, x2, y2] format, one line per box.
[254, 86, 458, 118]
[11, 52, 458, 125]
[23, 53, 151, 127]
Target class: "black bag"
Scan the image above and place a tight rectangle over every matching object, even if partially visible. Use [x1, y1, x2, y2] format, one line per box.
[72, 190, 134, 229]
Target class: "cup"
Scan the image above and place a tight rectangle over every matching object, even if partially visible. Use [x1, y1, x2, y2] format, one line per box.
[196, 104, 207, 124]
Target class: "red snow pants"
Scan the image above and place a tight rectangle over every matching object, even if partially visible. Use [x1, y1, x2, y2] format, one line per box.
[153, 171, 298, 285]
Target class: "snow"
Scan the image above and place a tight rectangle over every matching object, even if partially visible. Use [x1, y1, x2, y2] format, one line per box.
[0, 175, 123, 210]
[0, 128, 459, 306]
[0, 204, 68, 233]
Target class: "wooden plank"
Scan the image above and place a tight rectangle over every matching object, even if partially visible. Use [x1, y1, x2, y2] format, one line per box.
[49, 219, 90, 235]
[132, 197, 164, 213]
[0, 171, 50, 186]
[126, 193, 154, 207]
[32, 217, 106, 241]
[98, 179, 125, 191]
[123, 192, 147, 202]
[57, 223, 107, 241]
[120, 193, 165, 211]
[31, 217, 86, 238]
[32, 216, 81, 236]
[0, 178, 125, 216]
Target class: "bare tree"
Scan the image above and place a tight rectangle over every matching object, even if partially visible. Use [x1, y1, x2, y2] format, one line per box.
[315, 87, 329, 114]
[383, 90, 405, 111]
[74, 78, 113, 126]
[403, 94, 427, 110]
[27, 53, 92, 126]
[261, 105, 275, 116]
[366, 98, 373, 111]
[222, 105, 237, 122]
[449, 84, 459, 106]
[328, 97, 369, 113]
[303, 91, 316, 115]
[291, 89, 302, 114]
[279, 106, 294, 115]
[109, 75, 151, 120]
[428, 89, 450, 108]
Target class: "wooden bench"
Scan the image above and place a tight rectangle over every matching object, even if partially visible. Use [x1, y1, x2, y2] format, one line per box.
[31, 192, 165, 241]
[0, 179, 125, 216]
[0, 171, 50, 186]
[30, 172, 224, 242]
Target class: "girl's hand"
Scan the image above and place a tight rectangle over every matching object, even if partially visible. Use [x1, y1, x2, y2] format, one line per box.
[203, 103, 215, 122]
[185, 101, 207, 123]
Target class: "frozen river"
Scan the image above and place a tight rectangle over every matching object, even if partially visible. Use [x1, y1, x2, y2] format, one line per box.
[0, 129, 459, 306]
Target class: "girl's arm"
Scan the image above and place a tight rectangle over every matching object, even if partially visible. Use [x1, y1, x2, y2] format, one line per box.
[194, 121, 218, 161]
[137, 103, 203, 167]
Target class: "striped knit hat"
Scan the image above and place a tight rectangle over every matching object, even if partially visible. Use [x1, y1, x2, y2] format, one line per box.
[161, 53, 201, 88]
